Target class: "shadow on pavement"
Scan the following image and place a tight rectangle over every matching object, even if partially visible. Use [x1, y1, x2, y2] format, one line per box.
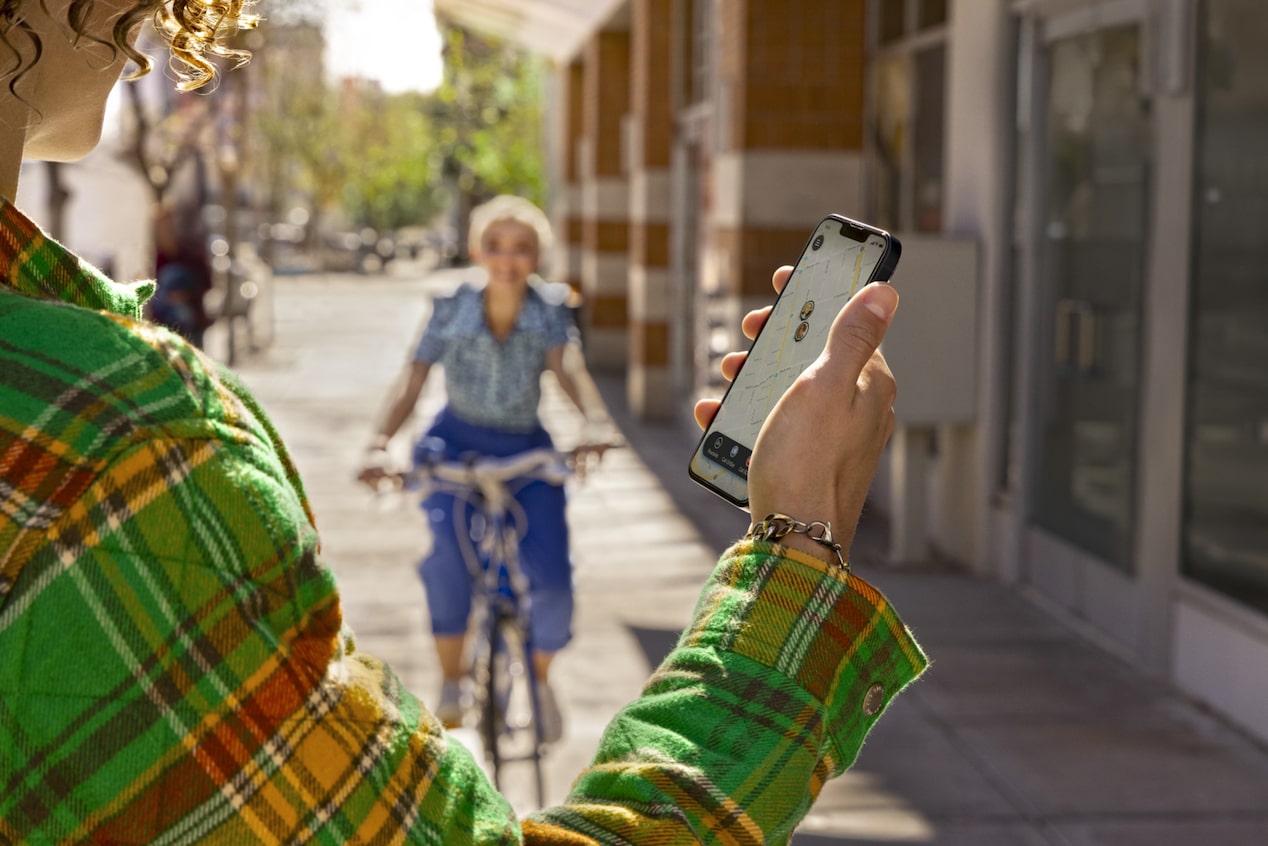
[589, 372, 753, 555]
[626, 624, 684, 673]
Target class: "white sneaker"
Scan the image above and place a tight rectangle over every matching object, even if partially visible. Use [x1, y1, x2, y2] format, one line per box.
[536, 679, 563, 744]
[435, 679, 464, 728]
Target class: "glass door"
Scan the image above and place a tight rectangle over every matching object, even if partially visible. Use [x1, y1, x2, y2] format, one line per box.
[1183, 0, 1268, 612]
[1015, 0, 1159, 644]
[1031, 21, 1150, 574]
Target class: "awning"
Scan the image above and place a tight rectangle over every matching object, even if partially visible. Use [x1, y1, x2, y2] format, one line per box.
[432, 0, 628, 62]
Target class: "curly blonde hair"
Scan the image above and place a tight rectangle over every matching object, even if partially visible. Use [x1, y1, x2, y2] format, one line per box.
[0, 0, 259, 92]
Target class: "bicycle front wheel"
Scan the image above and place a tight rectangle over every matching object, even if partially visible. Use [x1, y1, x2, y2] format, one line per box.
[478, 610, 547, 807]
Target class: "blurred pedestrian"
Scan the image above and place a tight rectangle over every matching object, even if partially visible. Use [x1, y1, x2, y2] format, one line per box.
[0, 2, 925, 843]
[147, 202, 213, 346]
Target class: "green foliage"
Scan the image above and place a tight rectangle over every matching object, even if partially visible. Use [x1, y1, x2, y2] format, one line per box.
[426, 24, 547, 207]
[252, 23, 347, 224]
[251, 20, 545, 237]
[337, 90, 449, 232]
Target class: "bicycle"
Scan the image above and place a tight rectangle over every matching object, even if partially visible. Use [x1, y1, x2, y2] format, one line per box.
[392, 442, 613, 806]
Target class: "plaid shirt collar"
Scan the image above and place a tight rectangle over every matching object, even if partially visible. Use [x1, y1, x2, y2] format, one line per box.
[0, 195, 155, 319]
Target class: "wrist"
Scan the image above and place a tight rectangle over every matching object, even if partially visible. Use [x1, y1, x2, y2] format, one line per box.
[766, 532, 835, 564]
[745, 512, 847, 569]
[749, 485, 858, 561]
[748, 497, 842, 540]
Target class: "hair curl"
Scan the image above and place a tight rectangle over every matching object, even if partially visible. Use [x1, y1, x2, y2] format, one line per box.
[0, 1, 259, 92]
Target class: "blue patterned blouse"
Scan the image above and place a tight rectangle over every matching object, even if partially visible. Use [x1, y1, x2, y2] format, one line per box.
[413, 281, 577, 432]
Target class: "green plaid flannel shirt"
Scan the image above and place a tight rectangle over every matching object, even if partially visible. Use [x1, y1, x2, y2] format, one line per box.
[0, 198, 927, 844]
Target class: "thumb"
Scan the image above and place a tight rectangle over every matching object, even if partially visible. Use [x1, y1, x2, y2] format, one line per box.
[822, 282, 899, 383]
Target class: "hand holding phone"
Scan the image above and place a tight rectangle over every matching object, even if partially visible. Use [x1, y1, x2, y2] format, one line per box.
[689, 215, 901, 509]
[691, 264, 900, 562]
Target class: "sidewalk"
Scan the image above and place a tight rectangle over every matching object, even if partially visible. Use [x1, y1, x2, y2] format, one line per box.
[598, 371, 1268, 845]
[231, 267, 1268, 844]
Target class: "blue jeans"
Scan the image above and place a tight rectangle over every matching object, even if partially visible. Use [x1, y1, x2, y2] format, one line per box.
[414, 407, 574, 652]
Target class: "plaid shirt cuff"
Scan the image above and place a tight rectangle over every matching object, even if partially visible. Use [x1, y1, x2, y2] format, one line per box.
[681, 540, 929, 773]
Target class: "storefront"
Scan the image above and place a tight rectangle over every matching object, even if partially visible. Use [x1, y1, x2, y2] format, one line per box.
[985, 0, 1268, 740]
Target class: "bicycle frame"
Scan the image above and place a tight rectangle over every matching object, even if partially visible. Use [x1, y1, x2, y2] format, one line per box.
[405, 447, 574, 807]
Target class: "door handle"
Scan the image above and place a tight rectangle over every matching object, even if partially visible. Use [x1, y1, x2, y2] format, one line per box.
[1076, 304, 1097, 372]
[1054, 299, 1096, 374]
[1055, 299, 1075, 366]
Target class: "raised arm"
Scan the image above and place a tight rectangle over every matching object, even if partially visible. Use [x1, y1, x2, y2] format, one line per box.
[358, 359, 431, 485]
[545, 343, 617, 467]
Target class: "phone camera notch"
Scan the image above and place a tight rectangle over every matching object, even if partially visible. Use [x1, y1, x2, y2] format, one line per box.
[840, 222, 867, 242]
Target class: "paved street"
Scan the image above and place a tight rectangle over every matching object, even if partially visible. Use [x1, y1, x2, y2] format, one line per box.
[226, 266, 1268, 844]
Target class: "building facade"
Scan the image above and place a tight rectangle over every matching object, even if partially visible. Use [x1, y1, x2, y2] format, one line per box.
[436, 0, 1268, 745]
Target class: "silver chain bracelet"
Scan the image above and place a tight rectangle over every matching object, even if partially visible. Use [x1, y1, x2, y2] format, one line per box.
[745, 512, 848, 571]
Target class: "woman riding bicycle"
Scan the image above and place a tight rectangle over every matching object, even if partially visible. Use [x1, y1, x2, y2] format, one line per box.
[359, 195, 607, 740]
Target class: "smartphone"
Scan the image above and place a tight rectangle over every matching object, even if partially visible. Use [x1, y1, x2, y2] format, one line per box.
[688, 214, 901, 508]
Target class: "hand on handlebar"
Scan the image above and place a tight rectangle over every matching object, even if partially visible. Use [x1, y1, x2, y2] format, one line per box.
[356, 447, 396, 491]
[571, 437, 622, 483]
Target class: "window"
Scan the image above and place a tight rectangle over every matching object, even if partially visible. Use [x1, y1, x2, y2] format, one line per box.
[868, 0, 948, 233]
[1182, 0, 1268, 612]
[918, 0, 947, 29]
[879, 1, 906, 45]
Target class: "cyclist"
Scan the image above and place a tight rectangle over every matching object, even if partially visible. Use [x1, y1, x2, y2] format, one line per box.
[358, 195, 609, 741]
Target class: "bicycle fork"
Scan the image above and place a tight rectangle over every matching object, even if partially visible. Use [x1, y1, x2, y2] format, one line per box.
[468, 524, 548, 807]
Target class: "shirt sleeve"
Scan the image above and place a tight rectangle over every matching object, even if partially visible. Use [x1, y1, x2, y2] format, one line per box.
[524, 541, 929, 843]
[412, 291, 457, 363]
[545, 300, 579, 350]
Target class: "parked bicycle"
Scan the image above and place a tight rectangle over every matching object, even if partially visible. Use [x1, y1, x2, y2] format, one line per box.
[389, 441, 615, 805]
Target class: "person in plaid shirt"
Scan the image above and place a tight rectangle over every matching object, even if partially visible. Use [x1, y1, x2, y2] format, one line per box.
[0, 2, 927, 844]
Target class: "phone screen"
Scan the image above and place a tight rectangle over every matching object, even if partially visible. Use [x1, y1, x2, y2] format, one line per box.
[689, 216, 896, 507]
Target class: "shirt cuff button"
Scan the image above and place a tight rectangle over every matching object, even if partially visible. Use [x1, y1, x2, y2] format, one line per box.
[862, 683, 885, 717]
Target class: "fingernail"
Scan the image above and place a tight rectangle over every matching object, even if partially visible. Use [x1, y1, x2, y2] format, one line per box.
[860, 283, 899, 320]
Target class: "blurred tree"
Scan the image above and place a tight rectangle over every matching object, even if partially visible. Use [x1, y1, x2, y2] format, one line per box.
[337, 88, 448, 233]
[253, 34, 345, 255]
[233, 11, 546, 270]
[272, 0, 330, 25]
[42, 163, 71, 242]
[426, 23, 546, 261]
[120, 67, 214, 208]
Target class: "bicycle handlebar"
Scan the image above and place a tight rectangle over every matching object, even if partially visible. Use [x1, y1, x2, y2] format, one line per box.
[384, 440, 622, 497]
[411, 447, 574, 489]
